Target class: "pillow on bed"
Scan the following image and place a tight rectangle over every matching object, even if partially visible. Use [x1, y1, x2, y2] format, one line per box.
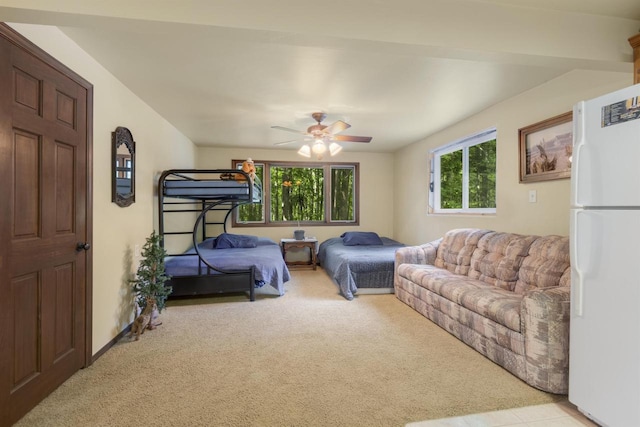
[213, 233, 258, 249]
[340, 231, 384, 246]
[198, 237, 218, 249]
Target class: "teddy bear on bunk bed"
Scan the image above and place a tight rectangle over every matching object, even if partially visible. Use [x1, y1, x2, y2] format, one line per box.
[220, 158, 256, 182]
[235, 158, 256, 182]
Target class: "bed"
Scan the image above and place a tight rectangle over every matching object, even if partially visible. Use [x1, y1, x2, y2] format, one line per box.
[163, 177, 261, 201]
[158, 168, 288, 301]
[164, 236, 290, 298]
[317, 232, 405, 300]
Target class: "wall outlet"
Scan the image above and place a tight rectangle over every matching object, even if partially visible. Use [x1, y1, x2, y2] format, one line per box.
[134, 244, 141, 258]
[528, 190, 537, 203]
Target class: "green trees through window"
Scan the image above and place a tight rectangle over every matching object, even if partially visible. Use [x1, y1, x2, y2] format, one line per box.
[431, 129, 497, 213]
[439, 150, 463, 209]
[331, 167, 355, 221]
[468, 140, 496, 209]
[271, 166, 324, 222]
[234, 160, 358, 226]
[236, 164, 264, 222]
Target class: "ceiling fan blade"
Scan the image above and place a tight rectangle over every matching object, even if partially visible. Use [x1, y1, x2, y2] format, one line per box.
[323, 120, 350, 135]
[332, 134, 372, 143]
[273, 139, 299, 146]
[271, 125, 308, 135]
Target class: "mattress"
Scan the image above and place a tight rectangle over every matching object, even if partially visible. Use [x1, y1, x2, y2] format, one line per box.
[317, 237, 405, 300]
[163, 179, 261, 201]
[165, 237, 289, 295]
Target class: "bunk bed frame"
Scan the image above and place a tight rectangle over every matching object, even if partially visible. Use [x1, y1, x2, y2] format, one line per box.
[158, 169, 260, 301]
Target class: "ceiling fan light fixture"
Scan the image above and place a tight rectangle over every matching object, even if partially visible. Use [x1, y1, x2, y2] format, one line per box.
[298, 144, 311, 158]
[274, 112, 372, 157]
[312, 140, 327, 154]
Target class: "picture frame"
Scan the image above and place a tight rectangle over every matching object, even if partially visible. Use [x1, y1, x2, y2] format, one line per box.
[519, 111, 573, 183]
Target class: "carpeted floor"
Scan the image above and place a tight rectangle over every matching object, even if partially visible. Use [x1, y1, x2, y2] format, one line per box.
[16, 270, 563, 426]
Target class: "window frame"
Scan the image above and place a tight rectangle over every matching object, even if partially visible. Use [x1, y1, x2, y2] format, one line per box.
[429, 128, 497, 215]
[232, 160, 360, 227]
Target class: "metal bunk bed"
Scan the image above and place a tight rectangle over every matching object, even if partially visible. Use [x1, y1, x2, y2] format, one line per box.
[158, 169, 262, 301]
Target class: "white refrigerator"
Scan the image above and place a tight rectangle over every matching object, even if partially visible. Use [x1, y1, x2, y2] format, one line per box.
[569, 83, 640, 426]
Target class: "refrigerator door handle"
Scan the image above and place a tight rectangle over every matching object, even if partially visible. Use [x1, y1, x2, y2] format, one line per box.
[570, 209, 584, 317]
[571, 138, 586, 208]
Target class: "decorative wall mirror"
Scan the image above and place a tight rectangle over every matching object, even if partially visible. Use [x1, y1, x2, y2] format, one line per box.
[112, 126, 135, 207]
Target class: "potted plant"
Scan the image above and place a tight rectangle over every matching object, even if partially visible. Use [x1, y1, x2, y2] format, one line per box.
[131, 230, 172, 316]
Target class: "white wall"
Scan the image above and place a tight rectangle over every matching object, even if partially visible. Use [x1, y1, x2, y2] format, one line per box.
[394, 69, 632, 245]
[9, 24, 197, 355]
[196, 147, 395, 243]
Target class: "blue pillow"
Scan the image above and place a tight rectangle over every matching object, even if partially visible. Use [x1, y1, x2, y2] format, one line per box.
[198, 237, 217, 249]
[213, 233, 258, 249]
[340, 231, 384, 246]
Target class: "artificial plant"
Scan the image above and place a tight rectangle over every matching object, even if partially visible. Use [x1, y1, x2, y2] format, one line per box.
[131, 230, 172, 313]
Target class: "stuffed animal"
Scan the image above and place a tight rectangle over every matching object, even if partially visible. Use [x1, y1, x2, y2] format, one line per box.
[235, 157, 256, 182]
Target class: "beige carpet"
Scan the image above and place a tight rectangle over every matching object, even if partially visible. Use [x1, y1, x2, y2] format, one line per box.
[17, 270, 563, 427]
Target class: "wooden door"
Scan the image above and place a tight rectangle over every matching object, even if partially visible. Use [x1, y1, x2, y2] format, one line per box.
[0, 24, 93, 426]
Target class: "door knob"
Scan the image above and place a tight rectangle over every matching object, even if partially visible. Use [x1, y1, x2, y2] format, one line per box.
[76, 242, 91, 252]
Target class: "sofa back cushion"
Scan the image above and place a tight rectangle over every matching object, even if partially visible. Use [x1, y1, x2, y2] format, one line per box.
[435, 229, 491, 275]
[469, 232, 537, 291]
[515, 235, 570, 294]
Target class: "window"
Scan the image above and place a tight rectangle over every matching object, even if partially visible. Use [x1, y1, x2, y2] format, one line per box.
[429, 128, 497, 214]
[233, 160, 358, 226]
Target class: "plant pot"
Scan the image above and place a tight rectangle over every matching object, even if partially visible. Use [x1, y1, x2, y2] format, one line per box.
[294, 229, 305, 240]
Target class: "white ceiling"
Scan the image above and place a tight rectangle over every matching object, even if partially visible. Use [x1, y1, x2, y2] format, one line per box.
[1, 0, 639, 153]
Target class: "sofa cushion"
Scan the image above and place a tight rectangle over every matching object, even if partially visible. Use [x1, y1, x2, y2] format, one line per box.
[458, 288, 523, 332]
[398, 264, 486, 305]
[469, 232, 537, 291]
[397, 263, 522, 332]
[515, 235, 570, 294]
[434, 229, 491, 275]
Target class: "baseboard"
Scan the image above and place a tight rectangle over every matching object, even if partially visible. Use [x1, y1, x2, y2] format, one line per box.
[91, 323, 132, 364]
[356, 287, 394, 295]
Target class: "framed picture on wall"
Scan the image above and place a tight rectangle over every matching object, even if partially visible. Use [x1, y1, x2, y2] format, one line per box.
[519, 111, 573, 183]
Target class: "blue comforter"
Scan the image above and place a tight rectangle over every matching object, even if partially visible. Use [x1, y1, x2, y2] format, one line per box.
[317, 237, 404, 300]
[165, 237, 290, 295]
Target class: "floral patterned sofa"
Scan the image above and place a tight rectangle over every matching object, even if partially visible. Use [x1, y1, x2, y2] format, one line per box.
[394, 228, 570, 394]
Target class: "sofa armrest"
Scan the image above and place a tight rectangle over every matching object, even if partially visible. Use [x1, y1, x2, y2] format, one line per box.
[395, 238, 442, 267]
[521, 285, 571, 394]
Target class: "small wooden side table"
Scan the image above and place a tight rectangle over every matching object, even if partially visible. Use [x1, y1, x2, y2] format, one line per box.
[281, 238, 318, 270]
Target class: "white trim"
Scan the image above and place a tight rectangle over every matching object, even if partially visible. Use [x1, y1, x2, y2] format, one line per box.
[428, 153, 435, 213]
[430, 127, 497, 155]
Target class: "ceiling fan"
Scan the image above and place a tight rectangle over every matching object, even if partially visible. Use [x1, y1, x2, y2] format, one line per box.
[272, 112, 372, 158]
